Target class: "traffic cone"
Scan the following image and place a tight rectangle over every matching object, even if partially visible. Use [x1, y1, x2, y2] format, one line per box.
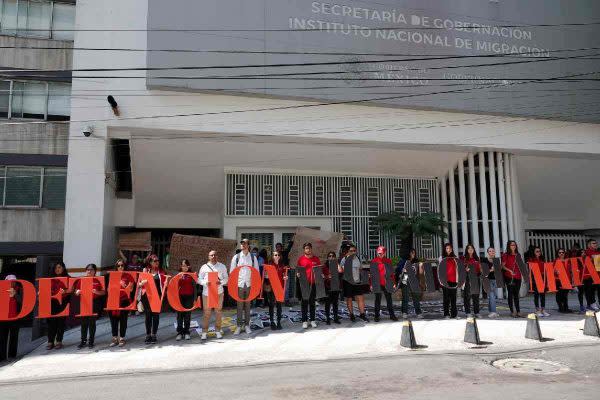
[583, 311, 600, 337]
[525, 313, 543, 341]
[464, 317, 481, 345]
[400, 320, 418, 349]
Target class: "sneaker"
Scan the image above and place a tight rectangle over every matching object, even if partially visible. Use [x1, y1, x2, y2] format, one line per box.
[176, 334, 182, 341]
[88, 342, 94, 349]
[233, 327, 241, 335]
[333, 318, 341, 325]
[150, 336, 157, 344]
[349, 314, 356, 322]
[302, 322, 309, 329]
[390, 315, 398, 321]
[402, 313, 409, 319]
[488, 312, 498, 318]
[326, 320, 331, 325]
[201, 332, 207, 341]
[216, 331, 223, 339]
[416, 314, 424, 319]
[536, 311, 543, 317]
[245, 326, 252, 334]
[374, 316, 380, 322]
[542, 311, 550, 317]
[270, 322, 277, 330]
[109, 337, 118, 347]
[77, 341, 86, 349]
[359, 314, 369, 322]
[276, 322, 283, 330]
[444, 315, 451, 319]
[580, 305, 586, 313]
[185, 334, 191, 340]
[144, 335, 151, 344]
[54, 342, 63, 350]
[310, 321, 317, 328]
[455, 316, 461, 320]
[592, 304, 600, 311]
[46, 342, 54, 350]
[118, 338, 126, 347]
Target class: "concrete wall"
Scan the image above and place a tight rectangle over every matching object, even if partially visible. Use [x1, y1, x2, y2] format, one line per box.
[0, 35, 73, 70]
[0, 209, 64, 242]
[0, 122, 69, 154]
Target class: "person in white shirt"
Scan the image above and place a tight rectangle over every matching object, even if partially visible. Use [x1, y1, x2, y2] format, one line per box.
[198, 250, 229, 340]
[230, 239, 260, 334]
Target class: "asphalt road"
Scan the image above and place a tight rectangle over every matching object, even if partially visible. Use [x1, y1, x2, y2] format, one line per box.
[0, 343, 599, 399]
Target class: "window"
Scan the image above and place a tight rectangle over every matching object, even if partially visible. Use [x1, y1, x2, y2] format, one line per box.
[263, 184, 273, 215]
[289, 184, 299, 215]
[419, 187, 431, 214]
[315, 185, 324, 215]
[234, 184, 245, 215]
[0, 79, 70, 120]
[0, 166, 66, 208]
[0, 0, 75, 40]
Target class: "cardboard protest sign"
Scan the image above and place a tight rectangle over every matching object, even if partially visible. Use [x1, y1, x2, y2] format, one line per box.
[343, 255, 356, 283]
[118, 231, 152, 252]
[296, 267, 310, 299]
[169, 234, 237, 273]
[594, 255, 600, 272]
[422, 262, 437, 293]
[492, 258, 505, 288]
[370, 261, 395, 293]
[0, 280, 36, 321]
[313, 266, 327, 299]
[437, 257, 466, 288]
[467, 262, 480, 296]
[404, 261, 422, 294]
[370, 262, 382, 294]
[360, 267, 370, 285]
[287, 227, 344, 268]
[326, 259, 341, 292]
[479, 262, 492, 295]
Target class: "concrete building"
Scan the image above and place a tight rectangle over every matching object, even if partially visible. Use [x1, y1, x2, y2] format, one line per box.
[60, 0, 600, 269]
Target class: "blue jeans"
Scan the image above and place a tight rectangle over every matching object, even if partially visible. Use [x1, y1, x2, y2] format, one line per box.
[488, 279, 497, 313]
[401, 284, 422, 315]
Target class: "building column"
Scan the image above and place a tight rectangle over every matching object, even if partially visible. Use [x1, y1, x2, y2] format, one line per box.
[467, 153, 480, 254]
[496, 152, 508, 247]
[448, 166, 458, 252]
[458, 160, 468, 253]
[510, 155, 526, 249]
[488, 152, 501, 252]
[504, 153, 515, 240]
[440, 176, 449, 236]
[478, 152, 490, 252]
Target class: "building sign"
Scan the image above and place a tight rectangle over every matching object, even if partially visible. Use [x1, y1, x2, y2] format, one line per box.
[147, 0, 600, 122]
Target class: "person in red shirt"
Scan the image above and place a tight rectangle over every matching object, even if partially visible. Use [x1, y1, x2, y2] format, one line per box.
[0, 275, 21, 362]
[140, 254, 167, 344]
[461, 244, 482, 318]
[439, 243, 458, 319]
[371, 246, 398, 322]
[109, 259, 134, 347]
[176, 259, 196, 340]
[264, 251, 287, 330]
[527, 247, 549, 317]
[554, 248, 572, 314]
[501, 240, 524, 318]
[323, 251, 342, 325]
[74, 264, 106, 349]
[584, 239, 599, 311]
[296, 242, 321, 329]
[46, 261, 71, 350]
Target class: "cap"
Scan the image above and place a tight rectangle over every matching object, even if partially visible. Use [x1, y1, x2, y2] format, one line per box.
[376, 246, 387, 254]
[5, 275, 17, 281]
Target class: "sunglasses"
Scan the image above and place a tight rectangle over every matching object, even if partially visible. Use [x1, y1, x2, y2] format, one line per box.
[273, 254, 280, 257]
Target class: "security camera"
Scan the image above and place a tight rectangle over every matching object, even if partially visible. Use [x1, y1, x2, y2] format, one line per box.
[83, 126, 94, 137]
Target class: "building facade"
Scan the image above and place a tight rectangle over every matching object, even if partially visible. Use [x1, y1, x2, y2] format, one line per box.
[58, 0, 599, 269]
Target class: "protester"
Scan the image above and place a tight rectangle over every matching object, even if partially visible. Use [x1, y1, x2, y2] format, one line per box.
[554, 248, 572, 313]
[296, 242, 322, 328]
[439, 243, 458, 319]
[323, 251, 341, 325]
[461, 244, 481, 318]
[580, 239, 599, 311]
[584, 239, 600, 311]
[340, 244, 369, 322]
[398, 248, 423, 319]
[46, 261, 71, 350]
[109, 259, 134, 347]
[139, 255, 167, 344]
[230, 239, 259, 335]
[74, 264, 105, 349]
[371, 246, 398, 322]
[125, 253, 144, 272]
[502, 240, 524, 318]
[175, 259, 196, 341]
[199, 251, 229, 340]
[0, 275, 21, 361]
[264, 251, 286, 329]
[528, 247, 549, 317]
[480, 247, 499, 318]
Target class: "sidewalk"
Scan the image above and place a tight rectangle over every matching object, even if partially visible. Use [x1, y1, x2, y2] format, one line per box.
[0, 295, 598, 383]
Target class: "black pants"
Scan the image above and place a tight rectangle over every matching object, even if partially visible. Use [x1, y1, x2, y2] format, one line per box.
[300, 285, 316, 322]
[47, 299, 67, 344]
[463, 279, 480, 315]
[534, 292, 546, 309]
[556, 289, 570, 312]
[582, 279, 596, 306]
[0, 322, 19, 361]
[442, 282, 458, 317]
[80, 316, 97, 343]
[374, 287, 396, 319]
[142, 295, 160, 335]
[109, 311, 129, 338]
[176, 294, 194, 335]
[265, 290, 283, 323]
[507, 279, 521, 313]
[324, 290, 340, 321]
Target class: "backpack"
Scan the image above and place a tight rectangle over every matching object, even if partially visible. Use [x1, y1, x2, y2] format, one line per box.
[234, 252, 257, 267]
